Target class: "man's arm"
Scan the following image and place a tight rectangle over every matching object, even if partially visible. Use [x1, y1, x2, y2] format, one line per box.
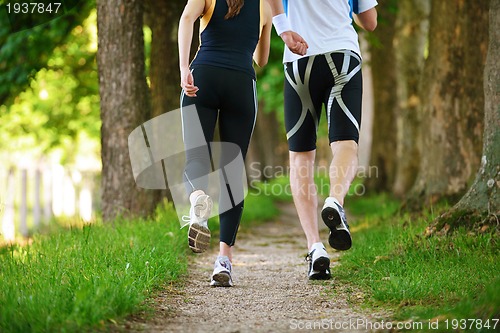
[266, 0, 308, 56]
[354, 7, 378, 32]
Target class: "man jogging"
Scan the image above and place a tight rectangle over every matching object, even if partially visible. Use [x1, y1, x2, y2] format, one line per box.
[269, 0, 378, 280]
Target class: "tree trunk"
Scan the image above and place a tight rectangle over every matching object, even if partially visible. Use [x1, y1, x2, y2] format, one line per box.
[144, 0, 186, 205]
[246, 103, 288, 183]
[408, 0, 489, 209]
[366, 0, 398, 192]
[432, 0, 498, 233]
[392, 0, 430, 198]
[97, 0, 157, 220]
[145, 0, 185, 118]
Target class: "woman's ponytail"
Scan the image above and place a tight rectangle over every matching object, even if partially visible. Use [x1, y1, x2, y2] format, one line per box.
[225, 0, 244, 19]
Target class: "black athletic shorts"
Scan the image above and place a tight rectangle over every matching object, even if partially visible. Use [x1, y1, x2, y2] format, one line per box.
[284, 50, 363, 152]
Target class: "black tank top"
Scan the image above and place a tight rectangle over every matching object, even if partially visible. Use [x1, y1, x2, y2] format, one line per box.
[191, 0, 262, 80]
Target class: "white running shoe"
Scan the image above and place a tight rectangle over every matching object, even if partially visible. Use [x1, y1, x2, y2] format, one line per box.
[210, 256, 234, 287]
[321, 197, 352, 251]
[182, 194, 213, 253]
[306, 243, 331, 280]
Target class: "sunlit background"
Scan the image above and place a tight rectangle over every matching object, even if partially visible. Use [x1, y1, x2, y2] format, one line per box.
[0, 10, 100, 242]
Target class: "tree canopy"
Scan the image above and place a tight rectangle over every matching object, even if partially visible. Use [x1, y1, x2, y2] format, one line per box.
[0, 1, 98, 161]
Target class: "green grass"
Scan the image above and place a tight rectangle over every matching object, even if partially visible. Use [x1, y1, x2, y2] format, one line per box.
[336, 194, 499, 331]
[242, 190, 280, 222]
[249, 176, 294, 202]
[0, 202, 188, 333]
[0, 189, 282, 333]
[4, 176, 496, 332]
[206, 187, 282, 240]
[242, 176, 499, 331]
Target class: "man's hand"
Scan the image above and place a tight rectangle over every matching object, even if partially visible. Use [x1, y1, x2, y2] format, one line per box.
[281, 31, 308, 56]
[267, 0, 308, 56]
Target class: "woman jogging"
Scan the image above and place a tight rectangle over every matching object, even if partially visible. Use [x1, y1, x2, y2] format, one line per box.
[178, 0, 271, 287]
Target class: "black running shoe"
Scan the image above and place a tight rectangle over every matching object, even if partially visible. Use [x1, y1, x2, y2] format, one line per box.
[321, 197, 352, 251]
[305, 247, 331, 280]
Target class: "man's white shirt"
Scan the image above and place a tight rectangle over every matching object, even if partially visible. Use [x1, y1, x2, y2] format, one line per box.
[282, 0, 378, 63]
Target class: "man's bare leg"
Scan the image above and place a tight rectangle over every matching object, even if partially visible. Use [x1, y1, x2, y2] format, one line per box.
[290, 150, 331, 279]
[329, 140, 359, 205]
[289, 150, 322, 250]
[321, 140, 358, 251]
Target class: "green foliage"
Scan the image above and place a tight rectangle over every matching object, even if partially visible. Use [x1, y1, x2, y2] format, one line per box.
[334, 195, 499, 327]
[255, 33, 285, 115]
[0, 201, 188, 333]
[0, 0, 93, 105]
[252, 33, 291, 169]
[0, 8, 99, 160]
[144, 25, 152, 80]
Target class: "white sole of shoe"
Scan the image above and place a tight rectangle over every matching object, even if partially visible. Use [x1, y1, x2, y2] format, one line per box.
[188, 222, 211, 253]
[193, 194, 213, 220]
[210, 272, 233, 287]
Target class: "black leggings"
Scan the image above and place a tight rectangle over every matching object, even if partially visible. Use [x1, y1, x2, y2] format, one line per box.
[181, 65, 257, 246]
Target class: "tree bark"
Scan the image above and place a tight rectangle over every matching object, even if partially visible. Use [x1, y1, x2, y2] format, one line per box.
[145, 0, 185, 118]
[432, 0, 498, 232]
[408, 0, 489, 208]
[97, 0, 157, 220]
[392, 0, 430, 198]
[366, 0, 398, 192]
[144, 0, 186, 205]
[246, 103, 288, 183]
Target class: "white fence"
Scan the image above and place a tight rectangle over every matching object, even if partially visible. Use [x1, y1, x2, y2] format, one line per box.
[0, 164, 100, 242]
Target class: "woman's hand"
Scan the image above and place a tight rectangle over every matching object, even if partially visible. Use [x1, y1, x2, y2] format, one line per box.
[178, 0, 205, 97]
[181, 67, 199, 97]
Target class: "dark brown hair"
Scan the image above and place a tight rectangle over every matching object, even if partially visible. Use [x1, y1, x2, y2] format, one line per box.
[224, 0, 244, 19]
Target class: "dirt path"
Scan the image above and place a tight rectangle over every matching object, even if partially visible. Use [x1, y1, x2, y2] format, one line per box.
[126, 204, 386, 333]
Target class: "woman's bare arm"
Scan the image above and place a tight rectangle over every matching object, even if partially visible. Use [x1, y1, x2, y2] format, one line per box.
[254, 1, 272, 67]
[178, 0, 205, 96]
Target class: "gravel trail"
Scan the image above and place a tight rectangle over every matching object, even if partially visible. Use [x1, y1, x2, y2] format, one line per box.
[125, 203, 386, 333]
